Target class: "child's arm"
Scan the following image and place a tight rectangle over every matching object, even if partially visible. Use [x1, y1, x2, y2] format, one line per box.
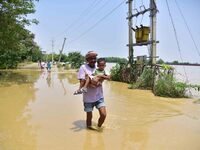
[103, 74, 111, 80]
[95, 74, 111, 80]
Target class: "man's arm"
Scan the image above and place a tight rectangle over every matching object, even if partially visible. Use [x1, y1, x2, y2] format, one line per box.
[77, 65, 87, 90]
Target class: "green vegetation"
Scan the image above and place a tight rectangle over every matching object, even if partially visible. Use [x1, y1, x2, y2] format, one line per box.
[129, 67, 154, 89]
[154, 74, 187, 97]
[54, 55, 127, 70]
[110, 64, 121, 81]
[45, 53, 68, 62]
[157, 59, 200, 66]
[67, 51, 84, 69]
[110, 63, 136, 83]
[111, 63, 200, 98]
[33, 51, 84, 70]
[105, 57, 128, 63]
[0, 0, 40, 69]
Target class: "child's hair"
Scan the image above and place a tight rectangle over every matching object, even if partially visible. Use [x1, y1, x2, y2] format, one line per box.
[97, 58, 106, 64]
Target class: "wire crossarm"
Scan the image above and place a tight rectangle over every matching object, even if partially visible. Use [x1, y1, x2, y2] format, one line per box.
[133, 40, 159, 46]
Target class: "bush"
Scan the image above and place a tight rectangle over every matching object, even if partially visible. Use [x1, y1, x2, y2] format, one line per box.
[154, 74, 187, 98]
[110, 64, 121, 81]
[111, 63, 200, 98]
[129, 67, 154, 89]
[110, 63, 134, 83]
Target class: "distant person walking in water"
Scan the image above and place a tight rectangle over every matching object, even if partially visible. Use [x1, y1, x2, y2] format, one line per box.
[76, 51, 109, 131]
[38, 60, 46, 70]
[46, 61, 51, 71]
[38, 60, 43, 70]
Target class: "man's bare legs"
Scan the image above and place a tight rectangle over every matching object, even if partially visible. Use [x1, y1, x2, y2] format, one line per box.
[86, 107, 106, 129]
[97, 106, 107, 127]
[86, 112, 92, 127]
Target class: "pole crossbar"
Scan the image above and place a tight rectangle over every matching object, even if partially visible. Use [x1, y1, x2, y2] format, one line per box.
[130, 8, 151, 18]
[133, 40, 159, 46]
[126, 40, 159, 47]
[126, 7, 158, 19]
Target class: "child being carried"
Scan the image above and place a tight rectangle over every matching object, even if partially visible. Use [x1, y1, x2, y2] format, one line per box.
[74, 58, 110, 95]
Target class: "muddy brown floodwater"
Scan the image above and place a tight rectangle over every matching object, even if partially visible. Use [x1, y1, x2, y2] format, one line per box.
[0, 70, 200, 150]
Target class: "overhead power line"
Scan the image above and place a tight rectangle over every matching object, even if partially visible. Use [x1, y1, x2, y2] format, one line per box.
[166, 0, 193, 97]
[68, 0, 126, 44]
[175, 0, 200, 58]
[166, 0, 188, 80]
[55, 0, 104, 38]
[70, 0, 111, 35]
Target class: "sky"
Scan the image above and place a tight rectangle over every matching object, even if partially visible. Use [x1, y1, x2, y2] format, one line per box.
[27, 0, 200, 63]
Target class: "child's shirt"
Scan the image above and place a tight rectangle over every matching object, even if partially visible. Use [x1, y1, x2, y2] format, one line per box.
[93, 69, 106, 76]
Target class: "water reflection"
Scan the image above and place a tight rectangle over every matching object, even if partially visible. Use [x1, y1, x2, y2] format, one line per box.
[57, 73, 67, 95]
[46, 71, 51, 87]
[83, 131, 105, 150]
[0, 70, 40, 150]
[65, 72, 79, 85]
[0, 70, 200, 150]
[0, 70, 40, 87]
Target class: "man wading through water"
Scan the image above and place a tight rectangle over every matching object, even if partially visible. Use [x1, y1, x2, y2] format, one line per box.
[77, 51, 109, 131]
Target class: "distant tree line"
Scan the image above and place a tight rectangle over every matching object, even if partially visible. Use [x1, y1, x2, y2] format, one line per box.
[44, 53, 128, 69]
[45, 51, 84, 67]
[156, 59, 200, 66]
[104, 57, 128, 63]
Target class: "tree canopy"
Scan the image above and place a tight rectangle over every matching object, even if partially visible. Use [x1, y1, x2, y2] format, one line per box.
[67, 51, 85, 69]
[0, 0, 40, 69]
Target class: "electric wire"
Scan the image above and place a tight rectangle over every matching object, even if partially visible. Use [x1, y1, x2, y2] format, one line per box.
[55, 0, 104, 38]
[166, 0, 187, 77]
[166, 0, 191, 89]
[175, 0, 200, 58]
[68, 0, 126, 44]
[70, 0, 111, 35]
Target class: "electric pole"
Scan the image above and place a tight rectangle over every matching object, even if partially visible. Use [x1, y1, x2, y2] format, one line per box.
[58, 37, 66, 63]
[150, 0, 157, 65]
[127, 0, 134, 65]
[52, 39, 54, 63]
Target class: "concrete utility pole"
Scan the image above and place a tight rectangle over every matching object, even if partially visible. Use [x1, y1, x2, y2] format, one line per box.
[51, 39, 54, 63]
[127, 0, 134, 65]
[150, 0, 157, 65]
[58, 37, 66, 63]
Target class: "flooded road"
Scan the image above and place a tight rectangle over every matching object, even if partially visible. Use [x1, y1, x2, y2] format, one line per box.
[0, 70, 200, 150]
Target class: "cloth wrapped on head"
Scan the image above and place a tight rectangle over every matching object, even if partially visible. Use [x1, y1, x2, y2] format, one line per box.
[85, 51, 98, 59]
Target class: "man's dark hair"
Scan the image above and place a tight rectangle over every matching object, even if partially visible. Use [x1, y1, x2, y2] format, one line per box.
[97, 58, 106, 64]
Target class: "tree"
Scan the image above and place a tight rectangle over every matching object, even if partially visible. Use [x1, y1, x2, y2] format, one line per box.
[68, 51, 84, 69]
[157, 59, 165, 64]
[18, 32, 42, 62]
[172, 60, 179, 64]
[0, 0, 39, 69]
